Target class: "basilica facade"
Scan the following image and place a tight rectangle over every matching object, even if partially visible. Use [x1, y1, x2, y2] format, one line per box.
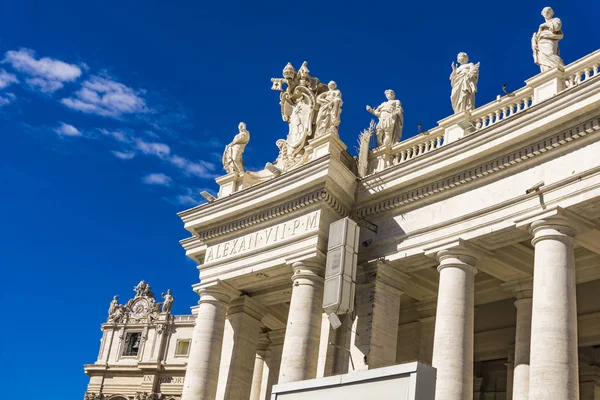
[85, 10, 600, 400]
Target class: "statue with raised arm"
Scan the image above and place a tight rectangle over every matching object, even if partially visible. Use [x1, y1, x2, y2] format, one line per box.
[222, 122, 250, 174]
[450, 52, 480, 114]
[366, 89, 403, 146]
[531, 7, 564, 72]
[108, 295, 119, 318]
[161, 289, 174, 314]
[315, 81, 343, 137]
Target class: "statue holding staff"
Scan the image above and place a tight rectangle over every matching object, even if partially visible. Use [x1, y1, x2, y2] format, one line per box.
[366, 89, 403, 146]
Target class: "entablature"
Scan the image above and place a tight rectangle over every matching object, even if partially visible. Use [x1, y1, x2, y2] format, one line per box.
[178, 154, 356, 237]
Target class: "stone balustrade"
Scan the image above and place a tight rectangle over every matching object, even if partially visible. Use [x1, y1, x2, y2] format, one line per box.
[563, 49, 600, 89]
[366, 49, 600, 176]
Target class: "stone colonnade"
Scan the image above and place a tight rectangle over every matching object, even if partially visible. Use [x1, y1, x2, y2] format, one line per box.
[181, 215, 582, 400]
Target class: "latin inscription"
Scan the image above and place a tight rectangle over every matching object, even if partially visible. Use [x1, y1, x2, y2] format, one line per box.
[205, 210, 320, 263]
[143, 375, 184, 384]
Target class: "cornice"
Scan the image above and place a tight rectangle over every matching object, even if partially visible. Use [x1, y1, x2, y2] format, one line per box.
[196, 188, 347, 241]
[178, 155, 333, 224]
[356, 115, 600, 219]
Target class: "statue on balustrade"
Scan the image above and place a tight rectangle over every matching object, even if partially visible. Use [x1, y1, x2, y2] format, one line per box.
[315, 81, 343, 137]
[161, 289, 174, 314]
[108, 295, 119, 318]
[222, 122, 250, 174]
[450, 52, 480, 114]
[531, 7, 564, 72]
[366, 89, 404, 146]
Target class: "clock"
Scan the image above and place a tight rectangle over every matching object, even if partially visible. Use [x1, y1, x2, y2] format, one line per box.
[131, 298, 149, 319]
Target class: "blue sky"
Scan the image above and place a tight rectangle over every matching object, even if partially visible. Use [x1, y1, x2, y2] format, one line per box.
[0, 0, 598, 397]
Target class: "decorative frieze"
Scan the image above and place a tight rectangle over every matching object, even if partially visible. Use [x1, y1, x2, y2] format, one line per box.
[357, 116, 600, 218]
[197, 189, 347, 241]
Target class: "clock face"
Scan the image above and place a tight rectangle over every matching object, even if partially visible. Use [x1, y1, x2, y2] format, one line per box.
[131, 299, 149, 318]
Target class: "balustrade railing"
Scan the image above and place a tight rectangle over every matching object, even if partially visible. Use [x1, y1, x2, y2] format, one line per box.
[563, 50, 600, 89]
[365, 49, 600, 176]
[471, 87, 534, 131]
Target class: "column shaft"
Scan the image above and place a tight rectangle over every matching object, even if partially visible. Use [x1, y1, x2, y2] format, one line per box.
[181, 284, 238, 400]
[260, 329, 285, 400]
[278, 261, 324, 384]
[528, 218, 579, 400]
[432, 249, 478, 400]
[249, 334, 269, 400]
[512, 297, 532, 400]
[216, 296, 264, 400]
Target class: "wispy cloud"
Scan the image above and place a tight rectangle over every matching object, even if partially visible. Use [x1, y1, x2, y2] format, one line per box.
[100, 129, 131, 143]
[54, 122, 82, 137]
[111, 150, 136, 160]
[142, 173, 172, 186]
[4, 48, 82, 93]
[0, 92, 15, 107]
[0, 69, 18, 90]
[61, 75, 148, 117]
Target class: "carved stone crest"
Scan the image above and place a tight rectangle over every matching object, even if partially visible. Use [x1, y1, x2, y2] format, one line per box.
[270, 61, 335, 172]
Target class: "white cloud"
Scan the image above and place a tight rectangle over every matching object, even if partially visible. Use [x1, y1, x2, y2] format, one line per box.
[0, 93, 15, 107]
[54, 122, 82, 137]
[61, 76, 148, 117]
[174, 194, 200, 206]
[0, 69, 18, 89]
[100, 129, 131, 143]
[142, 173, 172, 186]
[25, 77, 63, 93]
[183, 160, 217, 179]
[135, 139, 171, 158]
[111, 150, 135, 160]
[4, 48, 81, 93]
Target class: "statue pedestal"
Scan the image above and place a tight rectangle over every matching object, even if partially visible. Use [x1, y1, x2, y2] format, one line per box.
[304, 131, 347, 163]
[216, 172, 257, 198]
[439, 111, 474, 145]
[525, 66, 566, 105]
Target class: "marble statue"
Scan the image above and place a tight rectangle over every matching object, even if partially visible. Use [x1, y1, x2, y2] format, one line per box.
[315, 81, 343, 137]
[366, 90, 404, 146]
[134, 280, 154, 298]
[108, 295, 119, 317]
[270, 61, 329, 171]
[162, 289, 174, 314]
[531, 7, 564, 72]
[222, 122, 250, 174]
[450, 52, 480, 114]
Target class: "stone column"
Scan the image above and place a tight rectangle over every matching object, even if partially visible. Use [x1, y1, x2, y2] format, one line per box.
[431, 247, 478, 400]
[260, 329, 285, 400]
[278, 261, 325, 384]
[416, 299, 437, 365]
[249, 333, 270, 400]
[528, 217, 580, 400]
[505, 351, 514, 400]
[215, 296, 266, 400]
[502, 280, 533, 400]
[181, 282, 239, 400]
[350, 261, 408, 370]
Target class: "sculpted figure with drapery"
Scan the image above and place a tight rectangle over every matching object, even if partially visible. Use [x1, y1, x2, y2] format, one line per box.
[222, 122, 250, 174]
[450, 52, 480, 114]
[366, 89, 403, 146]
[532, 7, 564, 72]
[270, 62, 339, 172]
